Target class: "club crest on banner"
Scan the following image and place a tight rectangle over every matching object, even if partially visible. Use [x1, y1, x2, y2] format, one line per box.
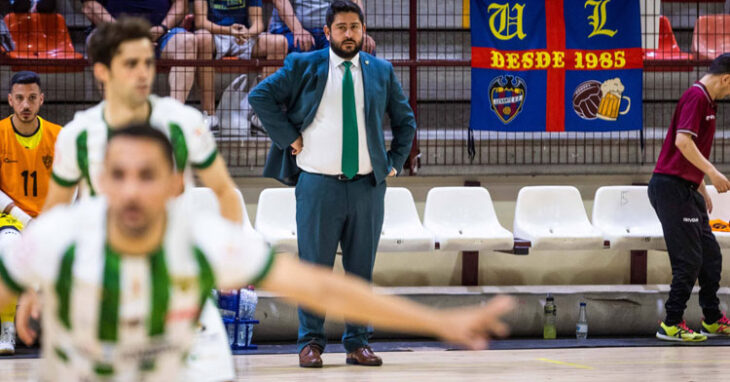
[489, 75, 526, 124]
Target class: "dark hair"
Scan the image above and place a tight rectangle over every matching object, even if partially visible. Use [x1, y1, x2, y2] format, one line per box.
[326, 0, 364, 28]
[709, 53, 730, 75]
[88, 17, 154, 67]
[107, 124, 175, 170]
[10, 71, 41, 89]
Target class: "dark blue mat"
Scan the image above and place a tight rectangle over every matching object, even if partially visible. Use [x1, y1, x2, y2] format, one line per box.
[0, 345, 39, 360]
[233, 336, 730, 355]
[5, 337, 730, 359]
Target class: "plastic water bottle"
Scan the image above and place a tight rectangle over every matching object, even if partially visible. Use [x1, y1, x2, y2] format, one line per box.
[543, 293, 557, 339]
[237, 286, 258, 347]
[576, 302, 588, 340]
[218, 289, 239, 346]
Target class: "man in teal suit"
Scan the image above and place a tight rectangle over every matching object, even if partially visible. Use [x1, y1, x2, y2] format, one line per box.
[249, 0, 416, 369]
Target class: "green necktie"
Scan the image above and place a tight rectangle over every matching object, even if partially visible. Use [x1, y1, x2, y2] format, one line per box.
[341, 61, 358, 179]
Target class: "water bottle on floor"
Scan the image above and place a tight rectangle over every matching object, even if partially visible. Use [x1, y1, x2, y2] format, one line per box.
[237, 286, 258, 347]
[218, 289, 239, 346]
[543, 293, 556, 339]
[576, 302, 588, 340]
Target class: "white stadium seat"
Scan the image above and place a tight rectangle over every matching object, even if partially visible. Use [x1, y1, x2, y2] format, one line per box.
[379, 187, 435, 252]
[188, 187, 256, 230]
[705, 185, 730, 248]
[513, 186, 603, 250]
[592, 186, 665, 250]
[254, 188, 299, 253]
[423, 187, 513, 251]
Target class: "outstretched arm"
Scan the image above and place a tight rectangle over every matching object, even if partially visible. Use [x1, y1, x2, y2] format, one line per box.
[260, 255, 514, 349]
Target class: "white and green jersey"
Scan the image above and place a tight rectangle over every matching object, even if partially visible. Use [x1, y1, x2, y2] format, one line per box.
[51, 95, 218, 197]
[0, 197, 274, 382]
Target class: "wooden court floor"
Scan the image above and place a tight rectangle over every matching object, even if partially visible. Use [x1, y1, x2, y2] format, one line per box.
[0, 346, 724, 381]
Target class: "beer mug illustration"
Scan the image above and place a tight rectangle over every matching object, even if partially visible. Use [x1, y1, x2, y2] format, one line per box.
[597, 78, 631, 121]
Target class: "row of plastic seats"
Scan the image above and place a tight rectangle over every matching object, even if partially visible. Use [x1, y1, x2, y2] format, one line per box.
[515, 186, 662, 251]
[250, 187, 515, 254]
[2, 12, 194, 73]
[2, 13, 84, 73]
[643, 15, 693, 72]
[642, 13, 730, 71]
[4, 12, 726, 72]
[190, 185, 730, 255]
[692, 14, 730, 61]
[516, 185, 730, 251]
[254, 187, 437, 253]
[655, 13, 730, 62]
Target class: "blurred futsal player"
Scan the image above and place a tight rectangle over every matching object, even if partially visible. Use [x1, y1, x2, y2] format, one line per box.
[0, 71, 62, 354]
[0, 125, 514, 381]
[21, 17, 240, 381]
[650, 53, 730, 342]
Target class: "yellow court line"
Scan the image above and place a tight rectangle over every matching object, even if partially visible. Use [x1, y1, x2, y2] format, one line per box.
[462, 0, 470, 29]
[536, 358, 595, 370]
[606, 359, 725, 366]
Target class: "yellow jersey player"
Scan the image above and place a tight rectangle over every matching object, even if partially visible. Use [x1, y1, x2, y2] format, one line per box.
[0, 71, 62, 354]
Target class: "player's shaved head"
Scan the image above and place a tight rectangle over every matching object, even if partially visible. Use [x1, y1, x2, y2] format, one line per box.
[102, 124, 181, 239]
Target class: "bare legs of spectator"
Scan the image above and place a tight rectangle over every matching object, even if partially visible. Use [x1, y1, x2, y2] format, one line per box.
[252, 33, 289, 78]
[195, 29, 216, 115]
[161, 31, 196, 104]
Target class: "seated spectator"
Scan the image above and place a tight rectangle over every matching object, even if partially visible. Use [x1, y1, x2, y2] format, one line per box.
[194, 0, 288, 130]
[269, 0, 375, 53]
[81, 0, 216, 127]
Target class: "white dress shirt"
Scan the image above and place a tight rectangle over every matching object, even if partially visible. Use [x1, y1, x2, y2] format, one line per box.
[296, 49, 373, 176]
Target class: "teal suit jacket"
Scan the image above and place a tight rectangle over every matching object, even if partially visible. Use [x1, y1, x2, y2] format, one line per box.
[249, 49, 417, 186]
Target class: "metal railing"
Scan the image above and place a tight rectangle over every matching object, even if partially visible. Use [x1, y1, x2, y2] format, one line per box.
[1, 0, 728, 176]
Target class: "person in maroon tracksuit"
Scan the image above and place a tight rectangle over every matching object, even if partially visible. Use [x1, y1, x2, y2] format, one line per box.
[650, 53, 730, 342]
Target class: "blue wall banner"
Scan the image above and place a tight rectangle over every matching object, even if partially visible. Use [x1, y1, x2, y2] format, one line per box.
[470, 0, 643, 132]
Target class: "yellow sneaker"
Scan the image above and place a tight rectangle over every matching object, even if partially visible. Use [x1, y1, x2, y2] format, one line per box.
[701, 315, 730, 337]
[656, 321, 707, 342]
[0, 322, 15, 355]
[0, 214, 23, 231]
